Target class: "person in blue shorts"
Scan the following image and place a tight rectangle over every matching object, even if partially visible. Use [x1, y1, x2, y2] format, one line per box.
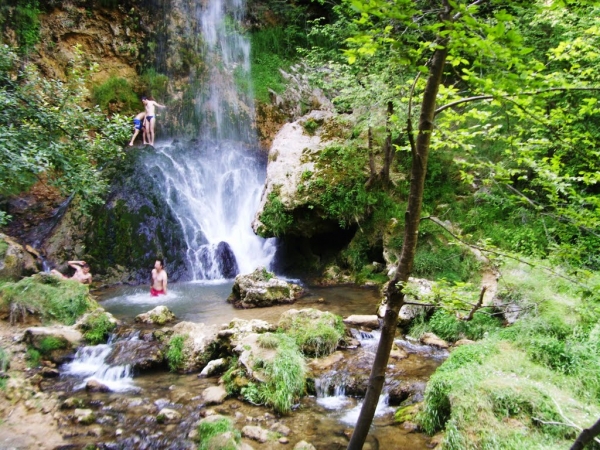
[129, 111, 147, 146]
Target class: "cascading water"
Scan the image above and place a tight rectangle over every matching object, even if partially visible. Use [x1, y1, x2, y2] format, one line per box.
[147, 0, 275, 280]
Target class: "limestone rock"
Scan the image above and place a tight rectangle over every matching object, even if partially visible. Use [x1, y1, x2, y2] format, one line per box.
[294, 441, 316, 450]
[242, 425, 269, 443]
[24, 326, 83, 364]
[420, 333, 449, 349]
[86, 380, 110, 393]
[202, 385, 228, 405]
[157, 408, 181, 423]
[0, 234, 39, 281]
[228, 267, 303, 309]
[135, 305, 176, 325]
[73, 408, 95, 425]
[166, 321, 219, 373]
[343, 315, 379, 330]
[199, 358, 228, 377]
[106, 339, 164, 371]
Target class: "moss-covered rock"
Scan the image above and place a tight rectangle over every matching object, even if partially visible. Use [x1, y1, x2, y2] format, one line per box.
[0, 234, 38, 281]
[135, 305, 176, 325]
[84, 148, 190, 284]
[227, 267, 303, 308]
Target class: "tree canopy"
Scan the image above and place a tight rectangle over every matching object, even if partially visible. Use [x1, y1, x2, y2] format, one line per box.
[0, 44, 129, 224]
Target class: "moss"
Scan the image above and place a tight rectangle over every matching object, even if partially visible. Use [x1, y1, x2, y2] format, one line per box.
[0, 274, 93, 325]
[81, 311, 116, 344]
[257, 188, 293, 238]
[196, 417, 241, 449]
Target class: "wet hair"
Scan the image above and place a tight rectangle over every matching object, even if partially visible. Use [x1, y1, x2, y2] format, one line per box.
[82, 263, 90, 270]
[156, 259, 164, 268]
[141, 96, 148, 100]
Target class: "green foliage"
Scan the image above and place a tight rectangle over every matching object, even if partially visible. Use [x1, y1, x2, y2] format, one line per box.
[253, 333, 306, 415]
[409, 309, 502, 343]
[39, 336, 66, 354]
[166, 334, 187, 372]
[196, 417, 241, 450]
[140, 68, 169, 100]
[11, 1, 41, 54]
[0, 274, 92, 325]
[26, 348, 41, 368]
[302, 118, 320, 135]
[0, 45, 129, 211]
[81, 311, 116, 345]
[92, 76, 139, 115]
[278, 309, 344, 357]
[256, 190, 293, 237]
[0, 346, 10, 372]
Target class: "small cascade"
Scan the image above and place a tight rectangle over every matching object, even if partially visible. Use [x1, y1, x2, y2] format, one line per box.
[62, 333, 138, 393]
[395, 336, 450, 359]
[315, 371, 351, 410]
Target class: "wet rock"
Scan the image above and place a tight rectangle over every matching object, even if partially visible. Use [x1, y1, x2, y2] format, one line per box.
[218, 318, 276, 349]
[73, 408, 96, 425]
[61, 397, 86, 410]
[157, 408, 181, 423]
[270, 422, 291, 436]
[165, 321, 219, 372]
[135, 305, 176, 325]
[215, 241, 239, 278]
[24, 326, 83, 364]
[106, 339, 164, 371]
[208, 431, 240, 448]
[343, 315, 379, 330]
[0, 233, 39, 281]
[86, 380, 110, 393]
[242, 425, 269, 443]
[199, 357, 228, 377]
[308, 351, 344, 371]
[420, 333, 449, 349]
[390, 345, 409, 360]
[233, 333, 277, 383]
[40, 367, 60, 378]
[294, 441, 316, 450]
[279, 437, 289, 444]
[202, 385, 228, 405]
[228, 267, 304, 308]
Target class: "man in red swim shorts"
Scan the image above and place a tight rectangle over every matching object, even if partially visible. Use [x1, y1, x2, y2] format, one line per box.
[151, 259, 168, 296]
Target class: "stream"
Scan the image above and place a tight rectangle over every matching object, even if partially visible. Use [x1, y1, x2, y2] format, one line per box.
[44, 283, 445, 449]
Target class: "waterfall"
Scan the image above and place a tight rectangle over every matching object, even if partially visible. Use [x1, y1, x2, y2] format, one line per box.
[62, 333, 137, 393]
[148, 0, 275, 280]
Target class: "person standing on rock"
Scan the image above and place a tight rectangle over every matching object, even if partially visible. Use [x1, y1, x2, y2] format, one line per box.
[142, 96, 166, 146]
[151, 259, 168, 296]
[51, 260, 92, 285]
[128, 111, 147, 146]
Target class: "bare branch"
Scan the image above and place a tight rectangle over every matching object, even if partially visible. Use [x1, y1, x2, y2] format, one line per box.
[463, 286, 487, 321]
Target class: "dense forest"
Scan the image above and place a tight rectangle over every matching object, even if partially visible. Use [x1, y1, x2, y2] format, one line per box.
[1, 0, 600, 449]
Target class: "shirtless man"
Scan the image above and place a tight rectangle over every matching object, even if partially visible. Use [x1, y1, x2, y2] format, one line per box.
[151, 259, 168, 296]
[128, 111, 147, 146]
[51, 261, 92, 285]
[141, 96, 166, 146]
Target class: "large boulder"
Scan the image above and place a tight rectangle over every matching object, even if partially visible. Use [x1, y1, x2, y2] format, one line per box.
[135, 306, 176, 325]
[217, 318, 276, 353]
[227, 267, 303, 308]
[24, 326, 83, 364]
[164, 321, 219, 373]
[106, 338, 164, 371]
[252, 110, 340, 238]
[0, 234, 38, 281]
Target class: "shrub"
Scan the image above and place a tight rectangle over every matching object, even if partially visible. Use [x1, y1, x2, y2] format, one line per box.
[0, 346, 9, 372]
[166, 334, 187, 372]
[92, 76, 139, 114]
[279, 309, 345, 357]
[0, 274, 93, 325]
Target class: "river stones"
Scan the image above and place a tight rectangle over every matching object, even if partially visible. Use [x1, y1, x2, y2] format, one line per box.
[294, 441, 317, 450]
[227, 267, 303, 308]
[242, 425, 269, 443]
[342, 315, 380, 330]
[199, 357, 228, 377]
[135, 305, 176, 325]
[202, 385, 228, 405]
[166, 321, 219, 373]
[420, 332, 450, 349]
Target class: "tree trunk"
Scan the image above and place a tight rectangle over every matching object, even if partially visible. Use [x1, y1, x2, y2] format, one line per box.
[571, 417, 600, 450]
[346, 16, 451, 450]
[380, 101, 394, 185]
